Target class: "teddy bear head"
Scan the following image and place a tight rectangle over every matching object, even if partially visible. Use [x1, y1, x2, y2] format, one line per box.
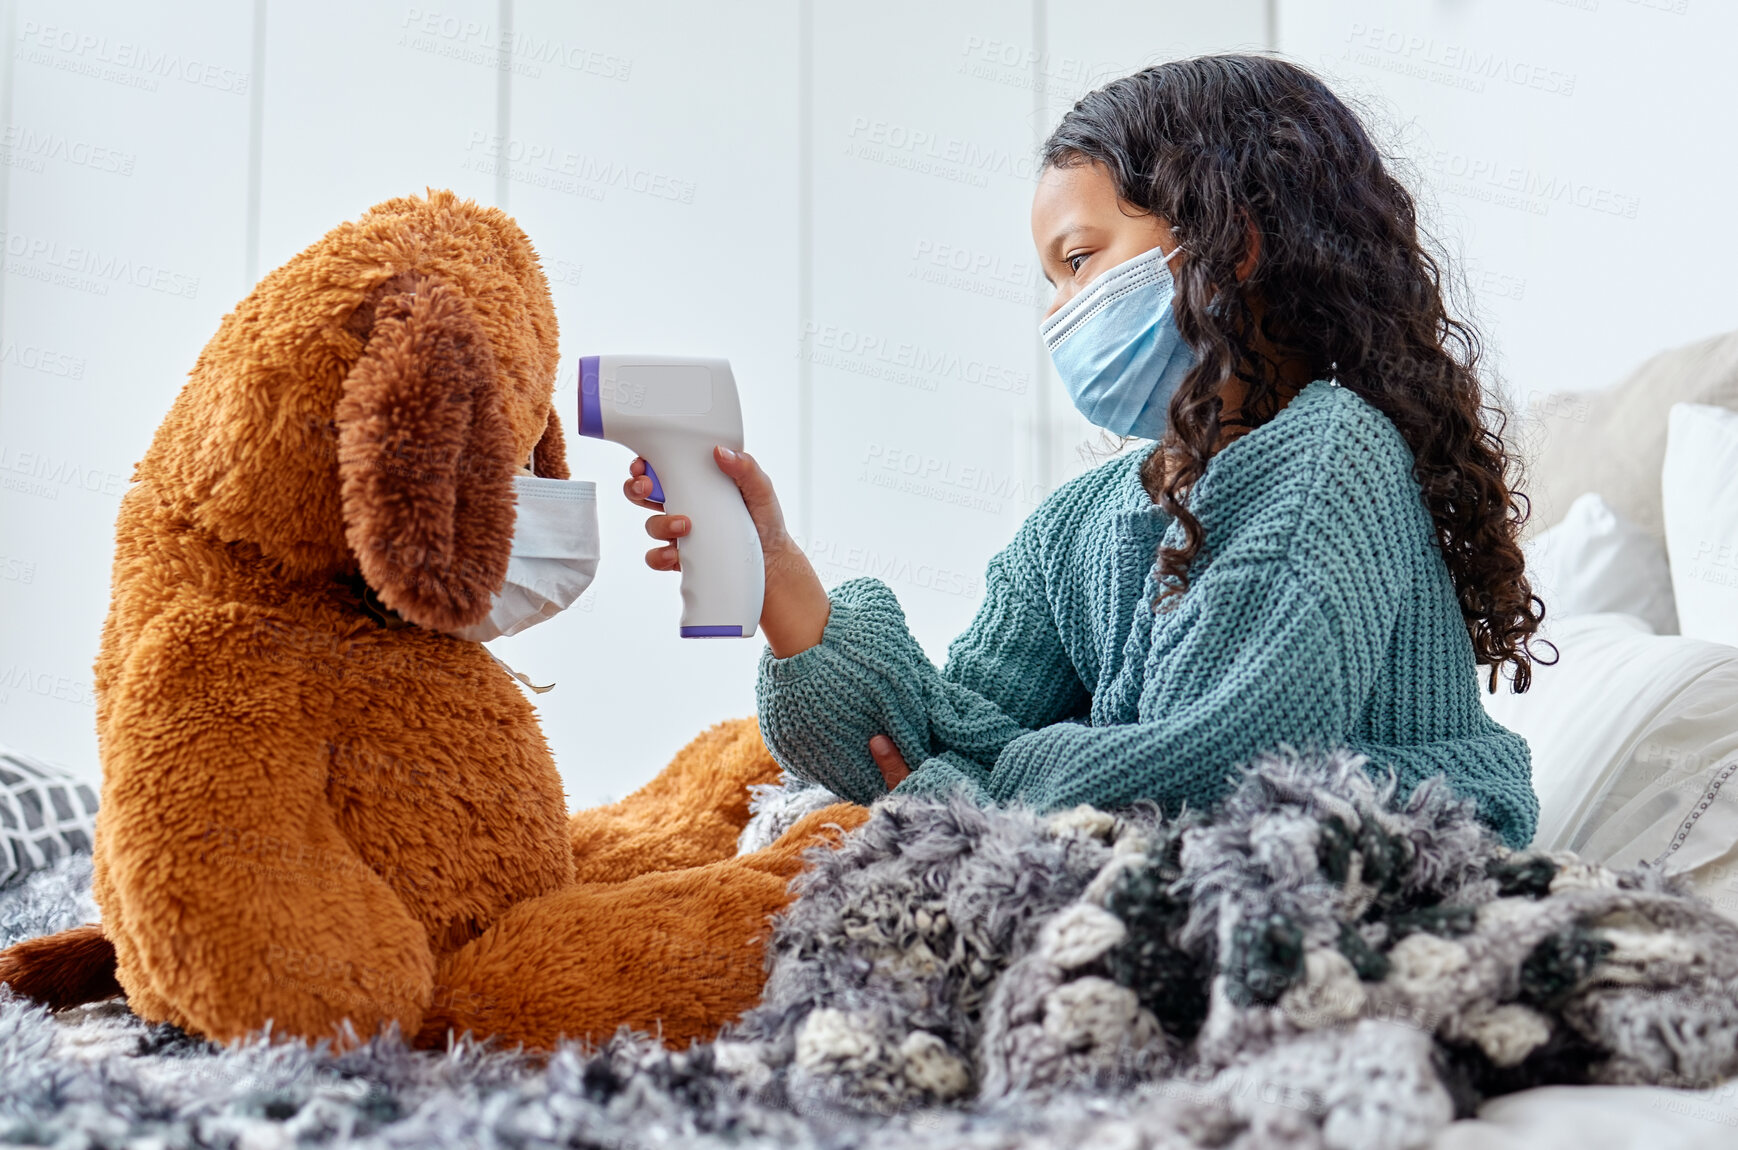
[136, 188, 569, 633]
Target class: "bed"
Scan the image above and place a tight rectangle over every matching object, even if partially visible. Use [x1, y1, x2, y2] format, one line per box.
[3, 330, 1738, 1149]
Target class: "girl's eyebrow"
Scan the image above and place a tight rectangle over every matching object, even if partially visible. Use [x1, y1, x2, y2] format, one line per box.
[1040, 223, 1092, 286]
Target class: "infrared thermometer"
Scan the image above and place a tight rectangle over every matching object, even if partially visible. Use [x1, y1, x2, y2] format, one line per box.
[576, 355, 764, 638]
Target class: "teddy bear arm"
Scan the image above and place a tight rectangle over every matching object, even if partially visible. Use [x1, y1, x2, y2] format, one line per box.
[565, 716, 789, 883]
[419, 801, 870, 1051]
[96, 604, 437, 1045]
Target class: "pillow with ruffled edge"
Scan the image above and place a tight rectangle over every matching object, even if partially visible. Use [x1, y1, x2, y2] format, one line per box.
[1481, 614, 1738, 886]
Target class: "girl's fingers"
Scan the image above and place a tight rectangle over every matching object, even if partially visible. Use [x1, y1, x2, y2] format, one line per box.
[644, 513, 689, 542]
[869, 734, 911, 788]
[623, 474, 664, 510]
[713, 446, 777, 521]
[633, 456, 686, 570]
[624, 458, 664, 509]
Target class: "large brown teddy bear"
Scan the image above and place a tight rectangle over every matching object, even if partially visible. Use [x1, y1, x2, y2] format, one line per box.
[0, 189, 866, 1050]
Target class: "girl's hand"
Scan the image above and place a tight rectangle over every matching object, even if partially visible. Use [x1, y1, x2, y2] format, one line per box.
[626, 448, 832, 659]
[870, 735, 910, 789]
[626, 454, 912, 790]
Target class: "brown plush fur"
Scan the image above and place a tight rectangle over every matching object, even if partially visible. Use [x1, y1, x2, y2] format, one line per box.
[0, 924, 122, 1009]
[0, 190, 866, 1051]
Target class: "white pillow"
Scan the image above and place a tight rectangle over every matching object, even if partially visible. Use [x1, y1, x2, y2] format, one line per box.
[1523, 492, 1678, 635]
[1481, 613, 1738, 880]
[1662, 403, 1738, 647]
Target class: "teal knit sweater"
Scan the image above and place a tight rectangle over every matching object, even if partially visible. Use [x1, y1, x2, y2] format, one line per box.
[755, 379, 1538, 848]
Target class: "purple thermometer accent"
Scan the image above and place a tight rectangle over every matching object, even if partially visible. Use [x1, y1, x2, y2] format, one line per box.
[681, 625, 744, 638]
[578, 356, 603, 438]
[579, 355, 661, 500]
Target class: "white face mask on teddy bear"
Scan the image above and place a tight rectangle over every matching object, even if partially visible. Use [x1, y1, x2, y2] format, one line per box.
[443, 475, 600, 643]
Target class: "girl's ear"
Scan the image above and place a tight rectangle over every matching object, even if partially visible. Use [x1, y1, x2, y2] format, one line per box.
[1236, 210, 1261, 283]
[531, 405, 570, 479]
[335, 275, 516, 632]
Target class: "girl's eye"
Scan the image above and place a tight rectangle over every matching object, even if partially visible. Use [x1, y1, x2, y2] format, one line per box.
[1067, 253, 1089, 274]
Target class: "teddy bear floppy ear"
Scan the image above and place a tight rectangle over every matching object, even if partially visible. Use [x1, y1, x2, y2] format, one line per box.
[335, 273, 517, 633]
[530, 406, 570, 480]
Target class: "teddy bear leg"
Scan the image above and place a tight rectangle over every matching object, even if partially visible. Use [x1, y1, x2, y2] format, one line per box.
[103, 839, 438, 1049]
[419, 802, 870, 1051]
[566, 714, 792, 884]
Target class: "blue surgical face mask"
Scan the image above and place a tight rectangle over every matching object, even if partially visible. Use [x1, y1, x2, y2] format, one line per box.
[1040, 242, 1194, 440]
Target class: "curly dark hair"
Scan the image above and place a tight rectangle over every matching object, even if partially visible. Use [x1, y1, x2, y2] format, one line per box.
[1041, 53, 1550, 693]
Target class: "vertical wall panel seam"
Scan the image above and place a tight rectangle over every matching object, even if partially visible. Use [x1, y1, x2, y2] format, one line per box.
[797, 0, 813, 542]
[0, 0, 15, 415]
[496, 0, 513, 208]
[244, 0, 267, 288]
[1032, 0, 1049, 499]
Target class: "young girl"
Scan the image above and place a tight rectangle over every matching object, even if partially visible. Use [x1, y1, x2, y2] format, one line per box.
[633, 54, 1544, 849]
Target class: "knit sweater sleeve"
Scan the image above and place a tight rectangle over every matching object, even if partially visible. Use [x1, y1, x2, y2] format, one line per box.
[754, 522, 1089, 806]
[1342, 727, 1539, 849]
[984, 557, 1357, 818]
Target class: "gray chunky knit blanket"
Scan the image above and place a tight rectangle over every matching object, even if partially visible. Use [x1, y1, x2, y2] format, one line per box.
[4, 748, 1738, 1149]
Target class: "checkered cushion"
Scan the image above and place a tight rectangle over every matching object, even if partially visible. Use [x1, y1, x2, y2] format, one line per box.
[0, 744, 99, 888]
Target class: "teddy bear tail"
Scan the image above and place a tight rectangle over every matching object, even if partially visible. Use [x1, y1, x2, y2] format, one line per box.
[0, 923, 122, 1010]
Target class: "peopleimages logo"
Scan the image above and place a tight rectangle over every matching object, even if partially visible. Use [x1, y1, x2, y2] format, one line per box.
[398, 8, 633, 81]
[954, 35, 1114, 104]
[858, 442, 1050, 516]
[799, 322, 1030, 396]
[1422, 150, 1640, 219]
[0, 555, 37, 584]
[0, 126, 136, 176]
[462, 132, 697, 204]
[15, 21, 251, 94]
[0, 340, 87, 379]
[0, 664, 96, 708]
[788, 530, 980, 600]
[1344, 23, 1577, 96]
[0, 229, 201, 299]
[0, 442, 130, 499]
[845, 117, 1037, 183]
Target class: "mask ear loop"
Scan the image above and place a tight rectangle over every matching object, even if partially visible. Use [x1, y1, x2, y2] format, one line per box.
[1042, 240, 1191, 350]
[478, 475, 575, 691]
[486, 648, 555, 693]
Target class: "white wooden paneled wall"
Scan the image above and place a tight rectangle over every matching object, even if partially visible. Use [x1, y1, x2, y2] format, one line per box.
[1275, 0, 1738, 434]
[0, 0, 1264, 807]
